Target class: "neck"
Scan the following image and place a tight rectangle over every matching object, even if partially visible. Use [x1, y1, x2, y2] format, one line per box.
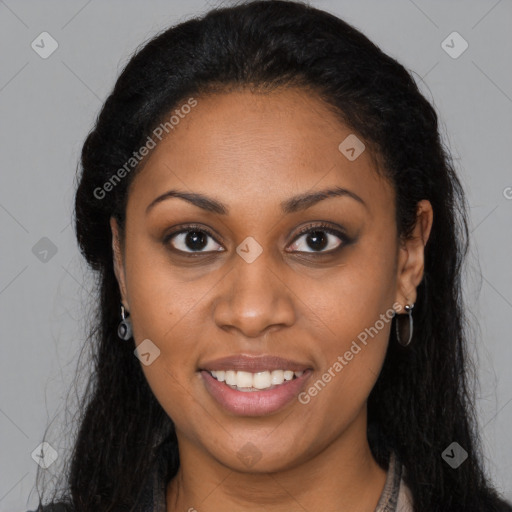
[166, 409, 387, 512]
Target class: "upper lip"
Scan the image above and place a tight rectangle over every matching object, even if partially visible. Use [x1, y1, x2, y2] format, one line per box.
[199, 354, 312, 373]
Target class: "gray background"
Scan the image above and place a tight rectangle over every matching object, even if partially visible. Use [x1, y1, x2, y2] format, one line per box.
[1, 0, 511, 510]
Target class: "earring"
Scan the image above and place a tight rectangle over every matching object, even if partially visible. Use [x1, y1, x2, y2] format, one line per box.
[117, 304, 133, 340]
[395, 303, 414, 347]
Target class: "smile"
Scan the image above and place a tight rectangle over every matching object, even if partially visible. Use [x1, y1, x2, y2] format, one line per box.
[209, 369, 305, 391]
[200, 369, 312, 416]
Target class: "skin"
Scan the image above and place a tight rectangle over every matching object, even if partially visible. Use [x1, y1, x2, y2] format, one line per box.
[111, 87, 433, 512]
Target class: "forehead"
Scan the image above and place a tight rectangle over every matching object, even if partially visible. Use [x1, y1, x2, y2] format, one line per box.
[127, 87, 392, 215]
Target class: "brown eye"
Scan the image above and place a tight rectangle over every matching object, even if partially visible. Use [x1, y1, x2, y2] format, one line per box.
[288, 223, 350, 254]
[164, 225, 224, 254]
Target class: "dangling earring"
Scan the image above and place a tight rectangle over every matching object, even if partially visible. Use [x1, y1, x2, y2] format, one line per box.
[117, 304, 133, 340]
[395, 303, 414, 347]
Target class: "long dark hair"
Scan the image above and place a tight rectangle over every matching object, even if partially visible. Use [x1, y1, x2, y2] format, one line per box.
[34, 1, 510, 510]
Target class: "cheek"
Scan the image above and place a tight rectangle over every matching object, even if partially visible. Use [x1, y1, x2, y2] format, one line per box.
[123, 236, 208, 341]
[296, 285, 392, 437]
[121, 243, 209, 412]
[301, 238, 397, 346]
[302, 280, 393, 401]
[126, 264, 206, 427]
[292, 241, 396, 415]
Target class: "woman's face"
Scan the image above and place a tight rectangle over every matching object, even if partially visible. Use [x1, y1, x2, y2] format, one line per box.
[111, 87, 430, 473]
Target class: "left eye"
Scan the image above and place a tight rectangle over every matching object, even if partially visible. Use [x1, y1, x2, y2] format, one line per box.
[288, 227, 345, 253]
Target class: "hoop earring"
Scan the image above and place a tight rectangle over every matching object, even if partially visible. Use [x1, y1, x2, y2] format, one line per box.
[396, 303, 414, 347]
[117, 304, 133, 340]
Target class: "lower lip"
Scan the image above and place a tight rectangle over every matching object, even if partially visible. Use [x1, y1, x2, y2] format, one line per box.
[200, 370, 312, 416]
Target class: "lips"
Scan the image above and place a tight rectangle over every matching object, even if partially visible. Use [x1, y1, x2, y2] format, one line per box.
[199, 354, 312, 373]
[198, 354, 314, 416]
[201, 368, 312, 416]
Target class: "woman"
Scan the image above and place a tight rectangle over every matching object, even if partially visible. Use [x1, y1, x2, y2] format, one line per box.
[31, 1, 511, 510]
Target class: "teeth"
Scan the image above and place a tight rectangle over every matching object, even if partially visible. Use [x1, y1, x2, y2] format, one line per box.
[225, 370, 237, 386]
[236, 371, 253, 388]
[284, 370, 294, 381]
[254, 371, 272, 390]
[209, 369, 305, 391]
[271, 370, 284, 385]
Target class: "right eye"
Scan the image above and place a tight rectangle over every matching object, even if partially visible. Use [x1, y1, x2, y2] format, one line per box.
[163, 224, 224, 255]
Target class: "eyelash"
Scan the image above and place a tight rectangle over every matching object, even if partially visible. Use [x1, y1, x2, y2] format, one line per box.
[163, 222, 350, 256]
[290, 223, 350, 253]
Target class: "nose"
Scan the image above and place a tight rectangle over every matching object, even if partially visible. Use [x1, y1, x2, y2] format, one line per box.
[212, 249, 297, 339]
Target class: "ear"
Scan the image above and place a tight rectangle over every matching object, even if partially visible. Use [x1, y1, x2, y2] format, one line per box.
[110, 216, 129, 309]
[394, 200, 433, 311]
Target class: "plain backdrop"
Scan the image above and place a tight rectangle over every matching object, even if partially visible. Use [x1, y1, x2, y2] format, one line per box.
[0, 0, 511, 510]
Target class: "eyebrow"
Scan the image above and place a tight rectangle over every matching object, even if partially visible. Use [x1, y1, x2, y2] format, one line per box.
[145, 186, 367, 215]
